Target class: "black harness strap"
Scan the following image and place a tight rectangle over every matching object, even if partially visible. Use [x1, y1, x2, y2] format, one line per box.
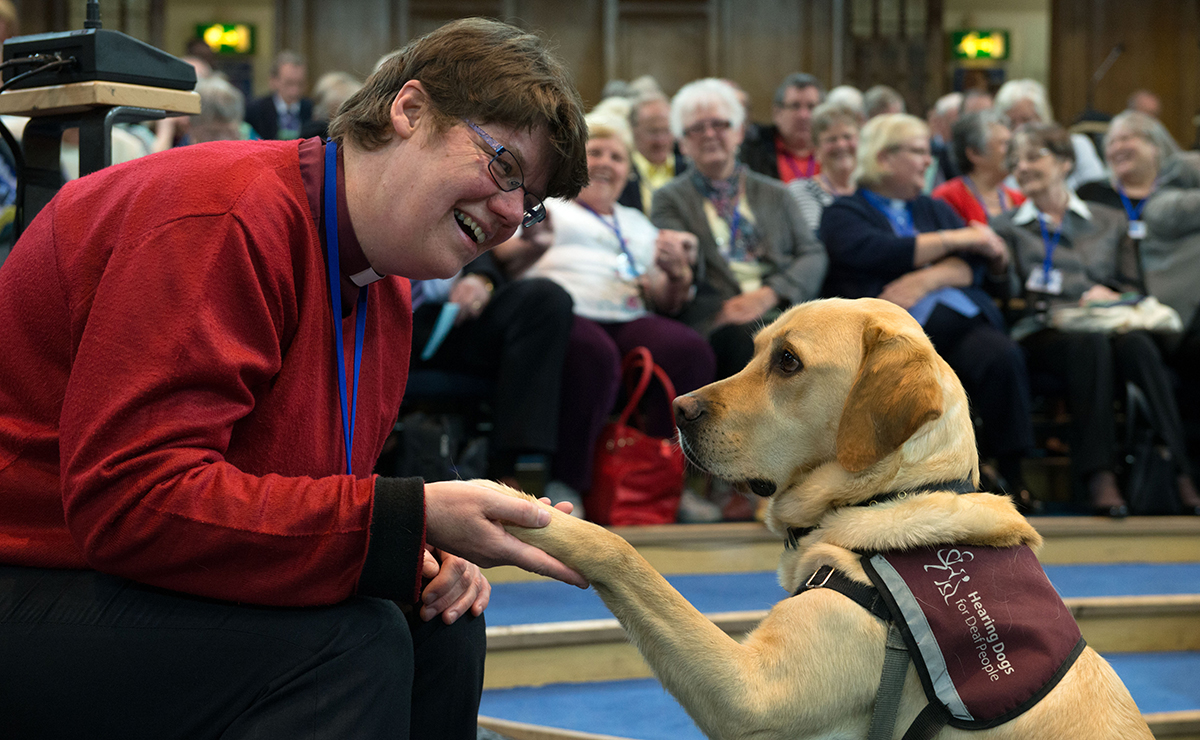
[793, 564, 890, 621]
[902, 701, 952, 740]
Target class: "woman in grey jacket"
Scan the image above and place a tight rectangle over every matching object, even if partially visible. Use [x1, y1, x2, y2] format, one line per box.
[650, 78, 827, 378]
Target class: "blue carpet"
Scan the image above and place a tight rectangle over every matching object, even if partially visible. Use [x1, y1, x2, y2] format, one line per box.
[481, 652, 1200, 739]
[486, 563, 1200, 627]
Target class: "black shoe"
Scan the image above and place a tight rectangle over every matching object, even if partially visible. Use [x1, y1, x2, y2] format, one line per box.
[1092, 503, 1130, 519]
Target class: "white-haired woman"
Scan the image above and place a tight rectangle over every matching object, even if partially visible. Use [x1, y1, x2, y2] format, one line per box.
[818, 113, 1037, 510]
[650, 78, 827, 378]
[1077, 110, 1180, 230]
[787, 102, 861, 232]
[994, 78, 1106, 190]
[498, 105, 716, 512]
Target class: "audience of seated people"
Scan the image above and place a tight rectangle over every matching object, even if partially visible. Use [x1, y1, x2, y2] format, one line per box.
[28, 46, 1200, 519]
[989, 122, 1200, 516]
[818, 112, 1038, 511]
[497, 103, 716, 515]
[650, 78, 828, 379]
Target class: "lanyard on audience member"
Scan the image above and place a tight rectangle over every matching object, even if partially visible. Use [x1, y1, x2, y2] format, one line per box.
[963, 175, 1007, 215]
[1116, 183, 1153, 239]
[579, 202, 641, 277]
[862, 188, 916, 238]
[779, 150, 816, 181]
[324, 140, 369, 476]
[1037, 214, 1062, 275]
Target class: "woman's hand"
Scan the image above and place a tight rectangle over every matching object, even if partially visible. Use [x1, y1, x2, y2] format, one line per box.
[653, 230, 697, 281]
[449, 273, 493, 324]
[1081, 284, 1122, 305]
[879, 270, 933, 309]
[423, 480, 587, 588]
[713, 286, 778, 328]
[963, 221, 1010, 273]
[419, 548, 490, 623]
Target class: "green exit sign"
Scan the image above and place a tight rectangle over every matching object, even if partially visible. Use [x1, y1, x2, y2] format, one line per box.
[197, 23, 257, 55]
[951, 30, 1010, 60]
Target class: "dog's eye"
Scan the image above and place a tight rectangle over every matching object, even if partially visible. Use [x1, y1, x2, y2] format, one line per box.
[777, 349, 802, 374]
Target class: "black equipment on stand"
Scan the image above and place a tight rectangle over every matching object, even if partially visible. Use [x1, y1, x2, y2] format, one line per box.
[0, 0, 199, 237]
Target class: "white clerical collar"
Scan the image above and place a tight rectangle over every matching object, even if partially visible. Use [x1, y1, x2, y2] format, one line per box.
[1012, 190, 1092, 225]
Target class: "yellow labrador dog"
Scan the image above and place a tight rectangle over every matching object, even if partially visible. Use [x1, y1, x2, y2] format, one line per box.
[495, 297, 1151, 739]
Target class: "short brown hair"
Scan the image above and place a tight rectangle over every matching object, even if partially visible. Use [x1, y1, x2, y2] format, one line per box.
[1011, 122, 1074, 173]
[329, 18, 589, 200]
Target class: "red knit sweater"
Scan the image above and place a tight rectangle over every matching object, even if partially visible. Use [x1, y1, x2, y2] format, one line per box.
[931, 176, 1025, 226]
[0, 140, 421, 606]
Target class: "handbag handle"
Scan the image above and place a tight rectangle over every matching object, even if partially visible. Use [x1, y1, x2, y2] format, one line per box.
[615, 346, 678, 429]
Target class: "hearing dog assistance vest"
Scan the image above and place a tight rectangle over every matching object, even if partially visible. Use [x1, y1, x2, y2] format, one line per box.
[798, 545, 1085, 740]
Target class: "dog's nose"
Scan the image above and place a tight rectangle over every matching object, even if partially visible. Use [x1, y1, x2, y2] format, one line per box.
[673, 395, 706, 428]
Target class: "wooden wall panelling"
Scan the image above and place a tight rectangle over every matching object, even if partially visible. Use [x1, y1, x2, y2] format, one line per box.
[515, 0, 606, 108]
[610, 0, 714, 99]
[848, 0, 941, 115]
[1051, 0, 1200, 151]
[718, 0, 804, 123]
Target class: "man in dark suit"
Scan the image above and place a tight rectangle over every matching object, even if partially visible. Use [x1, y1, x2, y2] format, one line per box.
[245, 51, 313, 140]
[739, 72, 824, 183]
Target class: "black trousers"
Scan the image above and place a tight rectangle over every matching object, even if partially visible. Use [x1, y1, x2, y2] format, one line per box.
[1022, 328, 1193, 481]
[411, 277, 574, 471]
[923, 307, 1035, 460]
[0, 566, 486, 740]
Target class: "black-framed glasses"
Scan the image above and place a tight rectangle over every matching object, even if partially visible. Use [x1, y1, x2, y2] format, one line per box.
[463, 119, 546, 228]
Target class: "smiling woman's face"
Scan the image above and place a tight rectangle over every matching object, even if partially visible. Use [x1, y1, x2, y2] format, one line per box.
[576, 135, 631, 213]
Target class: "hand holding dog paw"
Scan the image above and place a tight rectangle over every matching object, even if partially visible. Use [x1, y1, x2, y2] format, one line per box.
[424, 480, 588, 588]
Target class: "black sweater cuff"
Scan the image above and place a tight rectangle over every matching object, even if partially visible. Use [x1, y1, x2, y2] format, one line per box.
[358, 476, 426, 603]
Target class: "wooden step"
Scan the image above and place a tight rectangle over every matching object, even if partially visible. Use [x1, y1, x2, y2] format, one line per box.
[484, 517, 1200, 584]
[479, 709, 1200, 740]
[483, 595, 1200, 690]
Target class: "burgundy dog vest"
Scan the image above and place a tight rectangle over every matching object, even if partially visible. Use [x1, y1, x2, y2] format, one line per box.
[799, 544, 1085, 737]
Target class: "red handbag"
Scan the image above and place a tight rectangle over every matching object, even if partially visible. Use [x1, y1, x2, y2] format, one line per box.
[589, 346, 687, 526]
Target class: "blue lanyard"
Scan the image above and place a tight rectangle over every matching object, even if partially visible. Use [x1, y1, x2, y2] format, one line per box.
[862, 189, 916, 237]
[324, 141, 369, 476]
[963, 176, 1007, 214]
[1116, 184, 1150, 222]
[1037, 214, 1062, 276]
[579, 202, 640, 276]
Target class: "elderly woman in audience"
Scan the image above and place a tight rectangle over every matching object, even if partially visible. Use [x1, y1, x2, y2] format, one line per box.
[819, 113, 1037, 510]
[187, 76, 247, 144]
[498, 104, 716, 512]
[1077, 110, 1179, 223]
[990, 122, 1200, 516]
[650, 78, 827, 379]
[787, 102, 860, 232]
[301, 71, 364, 139]
[994, 79, 1106, 190]
[932, 110, 1025, 224]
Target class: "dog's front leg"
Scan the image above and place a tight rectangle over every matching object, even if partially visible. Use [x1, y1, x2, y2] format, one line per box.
[506, 503, 861, 740]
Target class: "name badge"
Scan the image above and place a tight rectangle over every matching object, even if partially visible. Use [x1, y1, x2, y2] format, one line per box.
[1026, 267, 1064, 295]
[1128, 220, 1147, 239]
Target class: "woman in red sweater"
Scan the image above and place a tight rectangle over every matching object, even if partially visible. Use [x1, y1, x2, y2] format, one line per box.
[0, 18, 588, 740]
[933, 109, 1025, 225]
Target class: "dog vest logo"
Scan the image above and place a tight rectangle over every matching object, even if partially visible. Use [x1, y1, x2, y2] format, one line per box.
[923, 547, 973, 604]
[864, 545, 1085, 725]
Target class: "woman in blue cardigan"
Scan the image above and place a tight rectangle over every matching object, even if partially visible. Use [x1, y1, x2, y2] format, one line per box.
[818, 113, 1037, 512]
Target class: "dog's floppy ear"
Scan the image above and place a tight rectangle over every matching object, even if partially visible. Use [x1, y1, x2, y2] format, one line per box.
[836, 321, 944, 473]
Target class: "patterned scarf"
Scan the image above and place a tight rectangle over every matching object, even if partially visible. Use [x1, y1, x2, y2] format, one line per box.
[690, 162, 759, 260]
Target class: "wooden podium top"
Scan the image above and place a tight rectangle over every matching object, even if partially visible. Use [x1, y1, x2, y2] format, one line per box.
[0, 80, 200, 117]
